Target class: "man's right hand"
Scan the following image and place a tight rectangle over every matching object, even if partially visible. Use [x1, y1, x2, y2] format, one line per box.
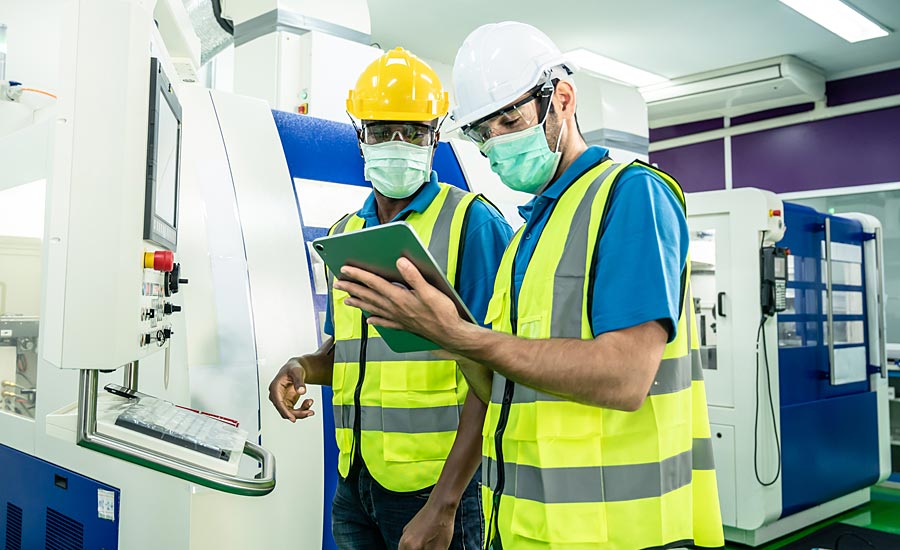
[268, 358, 315, 422]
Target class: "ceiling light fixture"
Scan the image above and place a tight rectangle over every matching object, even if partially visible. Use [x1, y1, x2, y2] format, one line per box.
[778, 0, 889, 43]
[565, 48, 667, 88]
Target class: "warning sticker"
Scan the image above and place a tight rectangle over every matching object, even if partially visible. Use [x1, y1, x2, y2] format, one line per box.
[97, 489, 116, 521]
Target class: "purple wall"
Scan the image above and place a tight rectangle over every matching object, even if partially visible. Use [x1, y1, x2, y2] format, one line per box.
[649, 118, 723, 142]
[827, 68, 900, 107]
[649, 139, 725, 193]
[731, 103, 814, 126]
[649, 68, 900, 194]
[732, 106, 900, 193]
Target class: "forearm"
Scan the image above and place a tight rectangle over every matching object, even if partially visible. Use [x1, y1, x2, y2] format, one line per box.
[455, 356, 493, 404]
[298, 336, 335, 386]
[428, 391, 487, 510]
[446, 322, 665, 411]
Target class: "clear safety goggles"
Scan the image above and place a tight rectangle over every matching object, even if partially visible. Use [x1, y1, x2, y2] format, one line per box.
[461, 81, 554, 147]
[360, 121, 437, 146]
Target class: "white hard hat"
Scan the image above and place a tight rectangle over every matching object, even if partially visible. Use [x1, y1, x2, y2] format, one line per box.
[451, 21, 576, 130]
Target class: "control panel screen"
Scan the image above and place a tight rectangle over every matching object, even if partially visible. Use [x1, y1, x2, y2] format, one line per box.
[154, 89, 179, 227]
[144, 57, 182, 250]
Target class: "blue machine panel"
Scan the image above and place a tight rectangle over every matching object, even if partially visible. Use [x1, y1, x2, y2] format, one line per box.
[777, 203, 880, 517]
[273, 110, 469, 190]
[272, 111, 471, 550]
[0, 444, 120, 550]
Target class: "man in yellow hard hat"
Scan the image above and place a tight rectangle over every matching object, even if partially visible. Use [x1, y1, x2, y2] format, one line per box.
[329, 23, 725, 550]
[268, 47, 513, 550]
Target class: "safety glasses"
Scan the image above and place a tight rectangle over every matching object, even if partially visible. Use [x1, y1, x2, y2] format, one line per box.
[461, 81, 554, 147]
[360, 122, 436, 146]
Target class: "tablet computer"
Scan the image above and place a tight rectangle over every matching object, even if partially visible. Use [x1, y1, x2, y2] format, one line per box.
[312, 221, 476, 353]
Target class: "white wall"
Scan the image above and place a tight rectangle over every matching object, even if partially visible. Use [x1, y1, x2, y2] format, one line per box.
[0, 0, 64, 91]
[0, 235, 42, 316]
[0, 179, 45, 239]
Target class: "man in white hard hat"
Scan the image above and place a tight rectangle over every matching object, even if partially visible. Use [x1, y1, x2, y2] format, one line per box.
[332, 21, 725, 550]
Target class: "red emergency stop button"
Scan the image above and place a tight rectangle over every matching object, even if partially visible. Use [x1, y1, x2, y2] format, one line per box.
[143, 251, 175, 272]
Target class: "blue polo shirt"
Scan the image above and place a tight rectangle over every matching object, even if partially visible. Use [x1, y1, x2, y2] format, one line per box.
[514, 146, 689, 341]
[324, 171, 514, 336]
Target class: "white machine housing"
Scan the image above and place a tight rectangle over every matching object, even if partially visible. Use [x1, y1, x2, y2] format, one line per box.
[687, 188, 890, 546]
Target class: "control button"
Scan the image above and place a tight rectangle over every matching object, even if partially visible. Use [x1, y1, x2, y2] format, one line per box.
[144, 251, 175, 272]
[166, 263, 187, 295]
[163, 303, 182, 315]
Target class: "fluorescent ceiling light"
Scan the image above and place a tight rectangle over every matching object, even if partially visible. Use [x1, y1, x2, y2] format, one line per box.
[566, 48, 667, 88]
[779, 0, 889, 43]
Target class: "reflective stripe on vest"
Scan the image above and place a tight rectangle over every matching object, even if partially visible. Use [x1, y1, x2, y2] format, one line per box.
[481, 160, 725, 549]
[328, 183, 477, 492]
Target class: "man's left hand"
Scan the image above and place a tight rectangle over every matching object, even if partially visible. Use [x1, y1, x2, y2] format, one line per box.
[398, 499, 456, 550]
[334, 258, 465, 346]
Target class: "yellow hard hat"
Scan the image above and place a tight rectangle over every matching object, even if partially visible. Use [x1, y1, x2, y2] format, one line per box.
[347, 47, 449, 122]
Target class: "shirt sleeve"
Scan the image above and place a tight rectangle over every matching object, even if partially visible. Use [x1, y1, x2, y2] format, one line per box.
[456, 199, 515, 328]
[590, 167, 689, 342]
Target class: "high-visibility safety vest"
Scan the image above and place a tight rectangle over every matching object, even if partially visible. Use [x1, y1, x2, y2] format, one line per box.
[482, 159, 725, 549]
[328, 183, 478, 492]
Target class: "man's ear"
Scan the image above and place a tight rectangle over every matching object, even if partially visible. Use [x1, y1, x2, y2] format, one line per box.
[554, 80, 577, 121]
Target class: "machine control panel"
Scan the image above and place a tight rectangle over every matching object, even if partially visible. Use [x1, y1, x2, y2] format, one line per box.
[760, 246, 788, 316]
[139, 251, 186, 348]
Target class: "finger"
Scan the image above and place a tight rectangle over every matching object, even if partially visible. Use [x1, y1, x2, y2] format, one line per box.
[396, 258, 428, 291]
[340, 266, 399, 295]
[268, 377, 296, 421]
[365, 316, 406, 331]
[292, 399, 316, 419]
[343, 297, 392, 319]
[273, 398, 296, 421]
[335, 280, 394, 314]
[288, 366, 307, 395]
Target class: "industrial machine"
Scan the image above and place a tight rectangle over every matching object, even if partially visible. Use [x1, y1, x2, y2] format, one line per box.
[0, 1, 659, 546]
[687, 188, 891, 546]
[0, 0, 301, 548]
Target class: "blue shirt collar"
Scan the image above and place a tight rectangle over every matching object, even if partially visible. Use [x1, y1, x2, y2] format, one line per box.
[517, 146, 610, 222]
[358, 170, 441, 226]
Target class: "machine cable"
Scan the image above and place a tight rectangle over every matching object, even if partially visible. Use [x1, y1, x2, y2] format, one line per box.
[834, 531, 879, 549]
[755, 313, 782, 487]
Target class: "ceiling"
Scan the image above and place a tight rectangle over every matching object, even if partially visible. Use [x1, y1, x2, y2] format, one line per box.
[368, 0, 900, 81]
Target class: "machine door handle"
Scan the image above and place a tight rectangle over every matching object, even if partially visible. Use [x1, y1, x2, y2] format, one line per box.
[825, 218, 837, 385]
[717, 292, 727, 318]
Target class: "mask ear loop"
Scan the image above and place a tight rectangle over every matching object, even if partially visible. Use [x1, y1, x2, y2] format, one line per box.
[537, 85, 564, 153]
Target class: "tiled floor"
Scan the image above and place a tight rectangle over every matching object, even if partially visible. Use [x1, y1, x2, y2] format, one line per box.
[724, 484, 900, 549]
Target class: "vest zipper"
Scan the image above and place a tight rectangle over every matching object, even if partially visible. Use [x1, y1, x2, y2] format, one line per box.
[351, 314, 368, 471]
[487, 253, 521, 547]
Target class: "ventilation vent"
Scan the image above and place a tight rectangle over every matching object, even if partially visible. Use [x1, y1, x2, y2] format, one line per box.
[5, 503, 23, 550]
[45, 508, 83, 550]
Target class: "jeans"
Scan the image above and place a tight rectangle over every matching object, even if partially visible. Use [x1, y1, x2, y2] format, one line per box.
[332, 464, 483, 550]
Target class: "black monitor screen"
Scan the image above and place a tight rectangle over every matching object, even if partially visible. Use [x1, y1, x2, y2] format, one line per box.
[144, 58, 182, 250]
[154, 88, 179, 227]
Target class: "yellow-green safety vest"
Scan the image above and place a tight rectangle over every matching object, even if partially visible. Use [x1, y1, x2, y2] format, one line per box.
[482, 159, 725, 549]
[328, 183, 477, 492]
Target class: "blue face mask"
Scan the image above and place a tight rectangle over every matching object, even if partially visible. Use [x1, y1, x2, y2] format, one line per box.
[361, 141, 432, 199]
[480, 121, 563, 195]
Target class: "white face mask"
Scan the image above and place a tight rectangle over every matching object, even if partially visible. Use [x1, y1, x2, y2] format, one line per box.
[360, 141, 433, 199]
